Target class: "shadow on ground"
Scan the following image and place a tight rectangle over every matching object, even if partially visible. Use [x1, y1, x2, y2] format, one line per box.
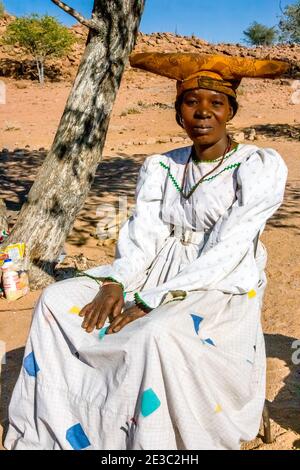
[242, 123, 300, 141]
[0, 149, 147, 246]
[266, 182, 300, 235]
[265, 333, 300, 438]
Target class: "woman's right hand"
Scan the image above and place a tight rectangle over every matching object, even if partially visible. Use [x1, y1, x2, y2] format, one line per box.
[79, 283, 124, 334]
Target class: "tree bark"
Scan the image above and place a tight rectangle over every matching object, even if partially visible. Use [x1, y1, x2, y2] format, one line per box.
[36, 58, 44, 85]
[3, 0, 145, 288]
[40, 60, 45, 85]
[0, 198, 8, 233]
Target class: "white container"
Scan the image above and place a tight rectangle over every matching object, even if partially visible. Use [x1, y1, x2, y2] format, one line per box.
[1, 259, 23, 301]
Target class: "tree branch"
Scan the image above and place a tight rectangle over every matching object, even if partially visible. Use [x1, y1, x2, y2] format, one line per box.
[279, 0, 284, 15]
[51, 0, 100, 31]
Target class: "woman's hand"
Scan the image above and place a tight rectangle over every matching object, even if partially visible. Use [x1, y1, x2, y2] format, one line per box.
[79, 284, 124, 333]
[106, 305, 148, 334]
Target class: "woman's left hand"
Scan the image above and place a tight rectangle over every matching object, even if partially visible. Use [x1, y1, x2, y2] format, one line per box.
[106, 305, 148, 334]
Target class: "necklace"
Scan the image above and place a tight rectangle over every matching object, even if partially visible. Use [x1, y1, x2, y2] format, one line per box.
[180, 135, 233, 201]
[191, 146, 237, 164]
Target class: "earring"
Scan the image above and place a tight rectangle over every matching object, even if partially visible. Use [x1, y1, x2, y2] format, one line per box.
[180, 117, 185, 127]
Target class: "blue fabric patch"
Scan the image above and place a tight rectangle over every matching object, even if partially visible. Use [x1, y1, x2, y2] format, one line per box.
[190, 314, 203, 335]
[141, 388, 161, 417]
[98, 326, 109, 340]
[204, 338, 215, 346]
[23, 352, 40, 377]
[123, 291, 127, 299]
[66, 423, 91, 450]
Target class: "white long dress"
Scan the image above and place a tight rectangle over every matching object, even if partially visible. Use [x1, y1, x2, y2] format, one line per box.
[5, 143, 288, 450]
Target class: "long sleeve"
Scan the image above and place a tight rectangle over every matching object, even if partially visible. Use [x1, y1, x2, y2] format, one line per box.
[86, 154, 171, 290]
[138, 148, 288, 309]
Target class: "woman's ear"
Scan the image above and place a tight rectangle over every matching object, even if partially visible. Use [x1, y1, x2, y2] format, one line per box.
[227, 106, 234, 122]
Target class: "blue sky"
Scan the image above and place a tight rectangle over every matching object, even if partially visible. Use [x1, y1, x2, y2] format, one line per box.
[3, 0, 295, 44]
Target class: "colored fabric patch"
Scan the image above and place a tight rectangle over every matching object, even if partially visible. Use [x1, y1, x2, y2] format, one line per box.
[23, 352, 40, 377]
[204, 338, 215, 346]
[66, 423, 91, 450]
[123, 291, 127, 299]
[190, 314, 203, 335]
[68, 306, 81, 315]
[248, 290, 257, 299]
[141, 388, 161, 417]
[98, 326, 109, 340]
[215, 404, 222, 413]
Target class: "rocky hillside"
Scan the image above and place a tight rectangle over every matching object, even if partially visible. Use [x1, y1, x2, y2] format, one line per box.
[0, 13, 299, 81]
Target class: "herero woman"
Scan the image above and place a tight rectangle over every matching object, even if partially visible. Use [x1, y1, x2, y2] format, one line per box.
[5, 53, 289, 450]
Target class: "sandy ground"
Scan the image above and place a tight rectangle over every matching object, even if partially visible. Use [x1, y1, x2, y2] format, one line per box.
[0, 70, 299, 450]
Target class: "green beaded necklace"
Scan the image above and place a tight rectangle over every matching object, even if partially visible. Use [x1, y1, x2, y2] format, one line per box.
[160, 137, 240, 200]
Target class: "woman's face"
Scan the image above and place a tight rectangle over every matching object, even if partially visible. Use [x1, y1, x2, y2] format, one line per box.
[180, 88, 233, 146]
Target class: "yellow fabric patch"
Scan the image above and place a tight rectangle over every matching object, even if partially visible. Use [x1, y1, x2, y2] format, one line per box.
[248, 290, 257, 299]
[215, 404, 222, 413]
[68, 306, 81, 315]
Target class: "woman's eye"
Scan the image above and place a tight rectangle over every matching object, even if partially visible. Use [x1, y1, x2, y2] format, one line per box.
[186, 99, 197, 106]
[212, 101, 223, 106]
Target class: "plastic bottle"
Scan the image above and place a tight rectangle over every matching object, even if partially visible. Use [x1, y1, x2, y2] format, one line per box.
[1, 259, 23, 301]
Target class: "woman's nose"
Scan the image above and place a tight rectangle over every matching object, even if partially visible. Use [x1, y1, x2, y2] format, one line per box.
[194, 105, 211, 118]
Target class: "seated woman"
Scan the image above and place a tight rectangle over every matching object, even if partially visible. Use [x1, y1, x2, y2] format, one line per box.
[5, 53, 289, 450]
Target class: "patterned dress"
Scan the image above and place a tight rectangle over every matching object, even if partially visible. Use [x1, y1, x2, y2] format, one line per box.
[5, 143, 288, 450]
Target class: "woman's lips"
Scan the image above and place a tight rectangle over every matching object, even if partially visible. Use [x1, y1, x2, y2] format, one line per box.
[192, 126, 213, 135]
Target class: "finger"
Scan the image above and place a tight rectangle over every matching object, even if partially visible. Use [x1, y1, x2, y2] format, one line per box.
[108, 299, 124, 323]
[79, 304, 92, 318]
[87, 298, 114, 332]
[81, 301, 104, 330]
[95, 310, 111, 331]
[112, 316, 132, 333]
[107, 313, 125, 334]
[81, 307, 97, 329]
[95, 297, 117, 330]
[81, 305, 95, 327]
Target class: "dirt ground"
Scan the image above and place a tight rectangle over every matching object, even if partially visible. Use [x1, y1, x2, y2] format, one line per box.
[0, 67, 299, 450]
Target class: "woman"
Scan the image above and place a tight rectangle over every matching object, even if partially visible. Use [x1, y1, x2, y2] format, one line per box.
[5, 54, 289, 450]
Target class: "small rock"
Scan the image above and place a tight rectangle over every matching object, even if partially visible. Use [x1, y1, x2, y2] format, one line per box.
[157, 137, 170, 144]
[233, 132, 245, 143]
[145, 138, 156, 145]
[102, 239, 116, 247]
[171, 136, 185, 143]
[247, 129, 256, 141]
[291, 80, 300, 90]
[290, 90, 300, 105]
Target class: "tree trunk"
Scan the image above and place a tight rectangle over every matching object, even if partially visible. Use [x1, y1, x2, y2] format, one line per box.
[36, 58, 43, 85]
[40, 60, 45, 85]
[0, 198, 8, 233]
[3, 0, 145, 288]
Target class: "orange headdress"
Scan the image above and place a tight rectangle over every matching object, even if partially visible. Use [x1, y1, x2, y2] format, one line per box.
[129, 53, 290, 99]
